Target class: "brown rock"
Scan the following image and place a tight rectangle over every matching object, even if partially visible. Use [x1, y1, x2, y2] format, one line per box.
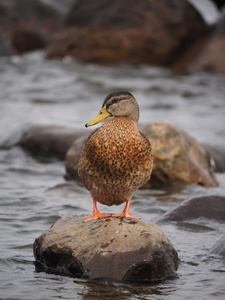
[33, 216, 179, 281]
[141, 121, 217, 187]
[20, 125, 89, 159]
[11, 29, 46, 54]
[64, 120, 218, 187]
[46, 0, 206, 65]
[161, 195, 225, 222]
[172, 10, 225, 73]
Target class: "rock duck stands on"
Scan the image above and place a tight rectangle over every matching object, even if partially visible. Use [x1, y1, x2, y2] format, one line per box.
[33, 216, 179, 281]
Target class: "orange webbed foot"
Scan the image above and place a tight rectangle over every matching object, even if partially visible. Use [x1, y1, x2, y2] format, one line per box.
[83, 212, 111, 222]
[112, 211, 140, 220]
[112, 200, 140, 220]
[83, 200, 111, 222]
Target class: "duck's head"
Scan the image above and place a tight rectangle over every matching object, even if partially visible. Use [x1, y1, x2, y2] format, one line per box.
[85, 91, 139, 127]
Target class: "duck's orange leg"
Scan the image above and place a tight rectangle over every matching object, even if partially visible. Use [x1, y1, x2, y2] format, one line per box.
[112, 199, 140, 220]
[83, 200, 111, 222]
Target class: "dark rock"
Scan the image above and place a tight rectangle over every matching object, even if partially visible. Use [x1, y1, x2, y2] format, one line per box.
[141, 121, 218, 187]
[202, 143, 225, 173]
[172, 10, 225, 73]
[20, 125, 89, 159]
[46, 0, 206, 65]
[0, 0, 63, 54]
[161, 195, 225, 222]
[210, 235, 225, 257]
[11, 29, 46, 54]
[33, 216, 179, 281]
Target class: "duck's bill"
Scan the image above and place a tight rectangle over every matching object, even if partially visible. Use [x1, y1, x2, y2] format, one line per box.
[85, 105, 111, 127]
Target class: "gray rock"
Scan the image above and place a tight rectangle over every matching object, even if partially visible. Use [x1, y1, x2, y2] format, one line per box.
[33, 216, 179, 281]
[161, 195, 225, 222]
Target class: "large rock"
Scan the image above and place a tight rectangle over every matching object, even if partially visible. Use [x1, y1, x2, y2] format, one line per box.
[46, 0, 206, 65]
[33, 216, 179, 281]
[141, 121, 217, 187]
[172, 10, 225, 73]
[161, 195, 225, 222]
[0, 0, 63, 54]
[64, 121, 218, 187]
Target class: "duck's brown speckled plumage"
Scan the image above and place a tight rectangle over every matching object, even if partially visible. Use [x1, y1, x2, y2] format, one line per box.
[79, 117, 152, 205]
[78, 92, 153, 210]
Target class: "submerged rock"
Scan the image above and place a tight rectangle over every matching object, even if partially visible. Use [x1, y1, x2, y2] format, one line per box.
[33, 216, 179, 281]
[161, 195, 225, 222]
[46, 0, 206, 65]
[141, 121, 217, 187]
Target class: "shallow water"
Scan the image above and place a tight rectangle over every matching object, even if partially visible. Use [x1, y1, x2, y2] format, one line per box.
[0, 52, 225, 299]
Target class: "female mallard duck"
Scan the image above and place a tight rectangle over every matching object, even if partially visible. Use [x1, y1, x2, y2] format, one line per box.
[78, 91, 153, 222]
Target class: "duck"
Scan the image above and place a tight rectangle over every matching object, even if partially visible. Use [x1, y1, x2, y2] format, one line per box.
[78, 91, 153, 222]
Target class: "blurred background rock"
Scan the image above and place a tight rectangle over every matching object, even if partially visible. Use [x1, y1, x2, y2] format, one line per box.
[0, 0, 224, 73]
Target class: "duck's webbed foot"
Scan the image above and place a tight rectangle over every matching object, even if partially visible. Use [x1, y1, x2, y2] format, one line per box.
[112, 200, 140, 220]
[83, 200, 111, 222]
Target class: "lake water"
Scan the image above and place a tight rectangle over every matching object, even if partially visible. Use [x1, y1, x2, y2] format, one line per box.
[0, 51, 225, 299]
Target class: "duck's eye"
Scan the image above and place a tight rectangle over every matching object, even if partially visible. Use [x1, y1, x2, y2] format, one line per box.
[112, 98, 119, 104]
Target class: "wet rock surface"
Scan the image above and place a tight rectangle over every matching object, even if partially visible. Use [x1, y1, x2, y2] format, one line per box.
[141, 120, 217, 187]
[161, 195, 225, 222]
[33, 216, 179, 281]
[46, 0, 206, 65]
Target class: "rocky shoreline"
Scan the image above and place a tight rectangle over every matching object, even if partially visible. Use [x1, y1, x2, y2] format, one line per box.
[0, 0, 225, 73]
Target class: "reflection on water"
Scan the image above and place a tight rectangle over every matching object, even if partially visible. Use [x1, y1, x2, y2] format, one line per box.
[0, 52, 225, 299]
